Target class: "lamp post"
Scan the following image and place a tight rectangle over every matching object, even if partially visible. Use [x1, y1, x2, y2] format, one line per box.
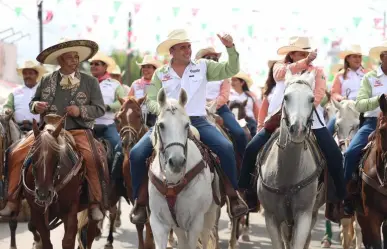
[37, 0, 43, 52]
[125, 11, 132, 86]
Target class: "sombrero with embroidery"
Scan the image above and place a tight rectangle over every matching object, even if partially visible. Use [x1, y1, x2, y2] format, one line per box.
[277, 36, 313, 55]
[232, 71, 253, 88]
[339, 44, 364, 59]
[369, 40, 387, 60]
[36, 39, 98, 65]
[89, 52, 116, 73]
[156, 29, 196, 55]
[136, 55, 163, 68]
[16, 60, 47, 82]
[195, 47, 222, 60]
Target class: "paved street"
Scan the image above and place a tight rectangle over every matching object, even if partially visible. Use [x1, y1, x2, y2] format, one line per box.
[0, 200, 349, 248]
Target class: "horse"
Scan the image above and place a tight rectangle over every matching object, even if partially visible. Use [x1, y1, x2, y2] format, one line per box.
[351, 94, 387, 249]
[257, 70, 326, 249]
[149, 88, 220, 249]
[96, 96, 154, 249]
[0, 113, 38, 249]
[228, 99, 253, 142]
[23, 115, 100, 249]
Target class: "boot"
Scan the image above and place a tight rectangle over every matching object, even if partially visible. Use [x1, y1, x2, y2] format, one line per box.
[130, 180, 149, 225]
[0, 201, 18, 217]
[223, 179, 248, 218]
[244, 188, 260, 212]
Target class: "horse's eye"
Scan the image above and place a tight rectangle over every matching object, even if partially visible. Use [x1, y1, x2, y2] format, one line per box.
[310, 97, 315, 103]
[159, 122, 165, 129]
[284, 95, 289, 101]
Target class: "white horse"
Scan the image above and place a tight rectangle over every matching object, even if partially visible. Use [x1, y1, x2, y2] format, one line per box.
[149, 88, 219, 249]
[258, 70, 326, 249]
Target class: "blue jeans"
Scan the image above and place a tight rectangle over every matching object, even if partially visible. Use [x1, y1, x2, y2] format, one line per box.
[217, 104, 247, 157]
[246, 117, 257, 137]
[344, 117, 377, 183]
[327, 116, 336, 135]
[94, 123, 122, 153]
[238, 128, 272, 189]
[130, 117, 238, 199]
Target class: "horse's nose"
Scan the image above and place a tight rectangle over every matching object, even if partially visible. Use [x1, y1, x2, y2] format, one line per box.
[289, 122, 307, 135]
[168, 155, 186, 172]
[36, 188, 52, 200]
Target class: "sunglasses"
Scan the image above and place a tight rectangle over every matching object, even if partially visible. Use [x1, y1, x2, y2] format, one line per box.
[90, 62, 104, 66]
[204, 56, 219, 62]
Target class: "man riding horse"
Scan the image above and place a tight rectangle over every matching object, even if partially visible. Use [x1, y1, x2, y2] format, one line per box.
[129, 29, 249, 225]
[3, 61, 47, 131]
[0, 39, 107, 221]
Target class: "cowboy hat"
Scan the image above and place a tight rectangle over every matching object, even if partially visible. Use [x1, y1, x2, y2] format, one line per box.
[36, 39, 98, 65]
[369, 40, 387, 60]
[136, 55, 163, 68]
[156, 29, 195, 55]
[89, 52, 116, 72]
[268, 54, 285, 68]
[110, 64, 125, 76]
[16, 60, 47, 82]
[195, 47, 222, 60]
[339, 44, 364, 59]
[232, 71, 253, 88]
[277, 36, 313, 55]
[331, 61, 344, 75]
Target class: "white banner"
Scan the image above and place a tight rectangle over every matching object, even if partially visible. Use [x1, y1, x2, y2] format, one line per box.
[0, 42, 19, 84]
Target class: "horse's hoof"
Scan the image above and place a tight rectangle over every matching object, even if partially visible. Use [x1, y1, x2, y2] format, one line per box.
[115, 219, 121, 228]
[167, 239, 177, 249]
[241, 234, 250, 242]
[95, 235, 101, 241]
[321, 239, 331, 248]
[10, 246, 17, 249]
[104, 243, 113, 249]
[32, 240, 43, 249]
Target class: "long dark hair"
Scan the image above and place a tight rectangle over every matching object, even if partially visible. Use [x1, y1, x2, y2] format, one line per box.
[262, 63, 276, 97]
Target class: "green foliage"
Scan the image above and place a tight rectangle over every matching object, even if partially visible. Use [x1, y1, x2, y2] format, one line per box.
[111, 50, 142, 86]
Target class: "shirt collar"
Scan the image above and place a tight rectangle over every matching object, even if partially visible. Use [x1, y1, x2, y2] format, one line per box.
[59, 71, 76, 79]
[165, 59, 197, 71]
[376, 66, 386, 77]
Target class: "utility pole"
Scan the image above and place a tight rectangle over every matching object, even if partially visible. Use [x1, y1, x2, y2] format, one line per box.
[37, 0, 43, 52]
[125, 11, 132, 86]
[384, 10, 386, 39]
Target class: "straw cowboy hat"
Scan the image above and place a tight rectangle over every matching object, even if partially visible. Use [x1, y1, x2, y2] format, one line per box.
[89, 52, 116, 72]
[233, 71, 253, 88]
[277, 36, 313, 55]
[136, 55, 163, 68]
[369, 40, 387, 60]
[339, 44, 364, 59]
[156, 29, 195, 55]
[36, 39, 98, 65]
[16, 60, 47, 82]
[331, 61, 344, 75]
[110, 64, 125, 76]
[268, 54, 285, 68]
[195, 47, 222, 60]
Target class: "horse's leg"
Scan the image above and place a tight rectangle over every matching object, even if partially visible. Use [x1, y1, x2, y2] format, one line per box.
[62, 204, 80, 249]
[9, 218, 17, 249]
[149, 215, 169, 249]
[291, 211, 313, 249]
[228, 218, 239, 249]
[382, 221, 387, 249]
[167, 229, 176, 249]
[353, 215, 362, 249]
[186, 216, 204, 249]
[214, 206, 221, 249]
[264, 213, 284, 249]
[31, 213, 52, 249]
[136, 224, 145, 249]
[340, 217, 352, 249]
[105, 203, 118, 249]
[174, 228, 188, 249]
[304, 211, 319, 249]
[115, 198, 122, 228]
[28, 221, 42, 249]
[357, 211, 383, 249]
[86, 220, 99, 249]
[144, 222, 155, 249]
[241, 213, 250, 242]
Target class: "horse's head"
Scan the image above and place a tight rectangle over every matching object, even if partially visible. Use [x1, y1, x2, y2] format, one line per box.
[31, 117, 65, 203]
[206, 100, 223, 126]
[331, 99, 360, 150]
[152, 88, 189, 184]
[0, 112, 21, 148]
[282, 70, 315, 143]
[229, 100, 248, 121]
[378, 94, 387, 131]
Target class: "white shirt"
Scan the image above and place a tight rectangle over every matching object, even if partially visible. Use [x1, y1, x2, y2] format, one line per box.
[206, 80, 223, 100]
[229, 90, 255, 120]
[13, 85, 40, 123]
[338, 68, 365, 100]
[95, 78, 121, 125]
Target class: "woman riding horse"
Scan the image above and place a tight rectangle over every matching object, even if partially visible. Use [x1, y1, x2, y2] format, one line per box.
[196, 46, 248, 158]
[343, 41, 387, 216]
[327, 45, 366, 135]
[238, 36, 346, 208]
[230, 72, 259, 137]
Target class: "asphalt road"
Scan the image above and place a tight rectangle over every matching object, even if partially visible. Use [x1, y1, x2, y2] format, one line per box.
[0, 200, 352, 249]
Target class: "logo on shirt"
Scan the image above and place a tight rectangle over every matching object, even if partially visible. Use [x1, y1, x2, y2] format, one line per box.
[162, 74, 172, 82]
[190, 69, 200, 73]
[374, 79, 383, 87]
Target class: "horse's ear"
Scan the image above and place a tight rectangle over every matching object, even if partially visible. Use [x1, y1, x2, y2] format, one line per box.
[138, 95, 147, 106]
[52, 119, 63, 138]
[118, 97, 126, 105]
[178, 88, 188, 107]
[331, 98, 342, 111]
[32, 119, 40, 137]
[379, 94, 387, 113]
[157, 88, 167, 108]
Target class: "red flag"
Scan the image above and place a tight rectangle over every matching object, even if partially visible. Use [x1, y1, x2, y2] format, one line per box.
[191, 8, 199, 16]
[374, 18, 383, 27]
[92, 15, 99, 24]
[86, 26, 92, 33]
[134, 3, 141, 14]
[43, 10, 53, 24]
[75, 0, 82, 7]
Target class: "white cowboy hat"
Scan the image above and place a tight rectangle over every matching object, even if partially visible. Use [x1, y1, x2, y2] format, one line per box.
[268, 54, 285, 68]
[36, 39, 98, 65]
[110, 64, 125, 76]
[89, 52, 116, 73]
[369, 40, 387, 60]
[339, 44, 364, 59]
[232, 71, 253, 88]
[16, 60, 47, 82]
[277, 36, 313, 56]
[195, 47, 222, 60]
[136, 55, 163, 68]
[156, 29, 195, 55]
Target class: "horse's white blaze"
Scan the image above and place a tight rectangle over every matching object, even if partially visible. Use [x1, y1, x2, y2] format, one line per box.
[231, 108, 239, 119]
[126, 108, 133, 122]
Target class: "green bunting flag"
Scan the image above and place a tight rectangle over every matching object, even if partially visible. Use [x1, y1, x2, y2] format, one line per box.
[109, 16, 115, 24]
[113, 1, 122, 12]
[173, 7, 180, 17]
[14, 7, 22, 17]
[353, 17, 362, 28]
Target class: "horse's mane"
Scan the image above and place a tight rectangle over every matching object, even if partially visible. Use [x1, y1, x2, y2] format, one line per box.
[126, 96, 142, 108]
[34, 124, 66, 165]
[340, 100, 358, 115]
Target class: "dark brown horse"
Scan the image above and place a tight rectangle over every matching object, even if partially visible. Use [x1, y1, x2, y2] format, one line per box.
[22, 115, 99, 249]
[354, 95, 387, 249]
[98, 96, 154, 249]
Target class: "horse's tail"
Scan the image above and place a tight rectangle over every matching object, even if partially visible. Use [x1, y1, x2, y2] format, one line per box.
[76, 210, 89, 249]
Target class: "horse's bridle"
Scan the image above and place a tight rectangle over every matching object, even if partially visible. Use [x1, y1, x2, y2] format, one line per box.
[154, 106, 189, 186]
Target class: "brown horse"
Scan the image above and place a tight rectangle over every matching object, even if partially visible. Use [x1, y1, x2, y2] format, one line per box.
[22, 115, 99, 249]
[97, 96, 154, 249]
[353, 95, 387, 249]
